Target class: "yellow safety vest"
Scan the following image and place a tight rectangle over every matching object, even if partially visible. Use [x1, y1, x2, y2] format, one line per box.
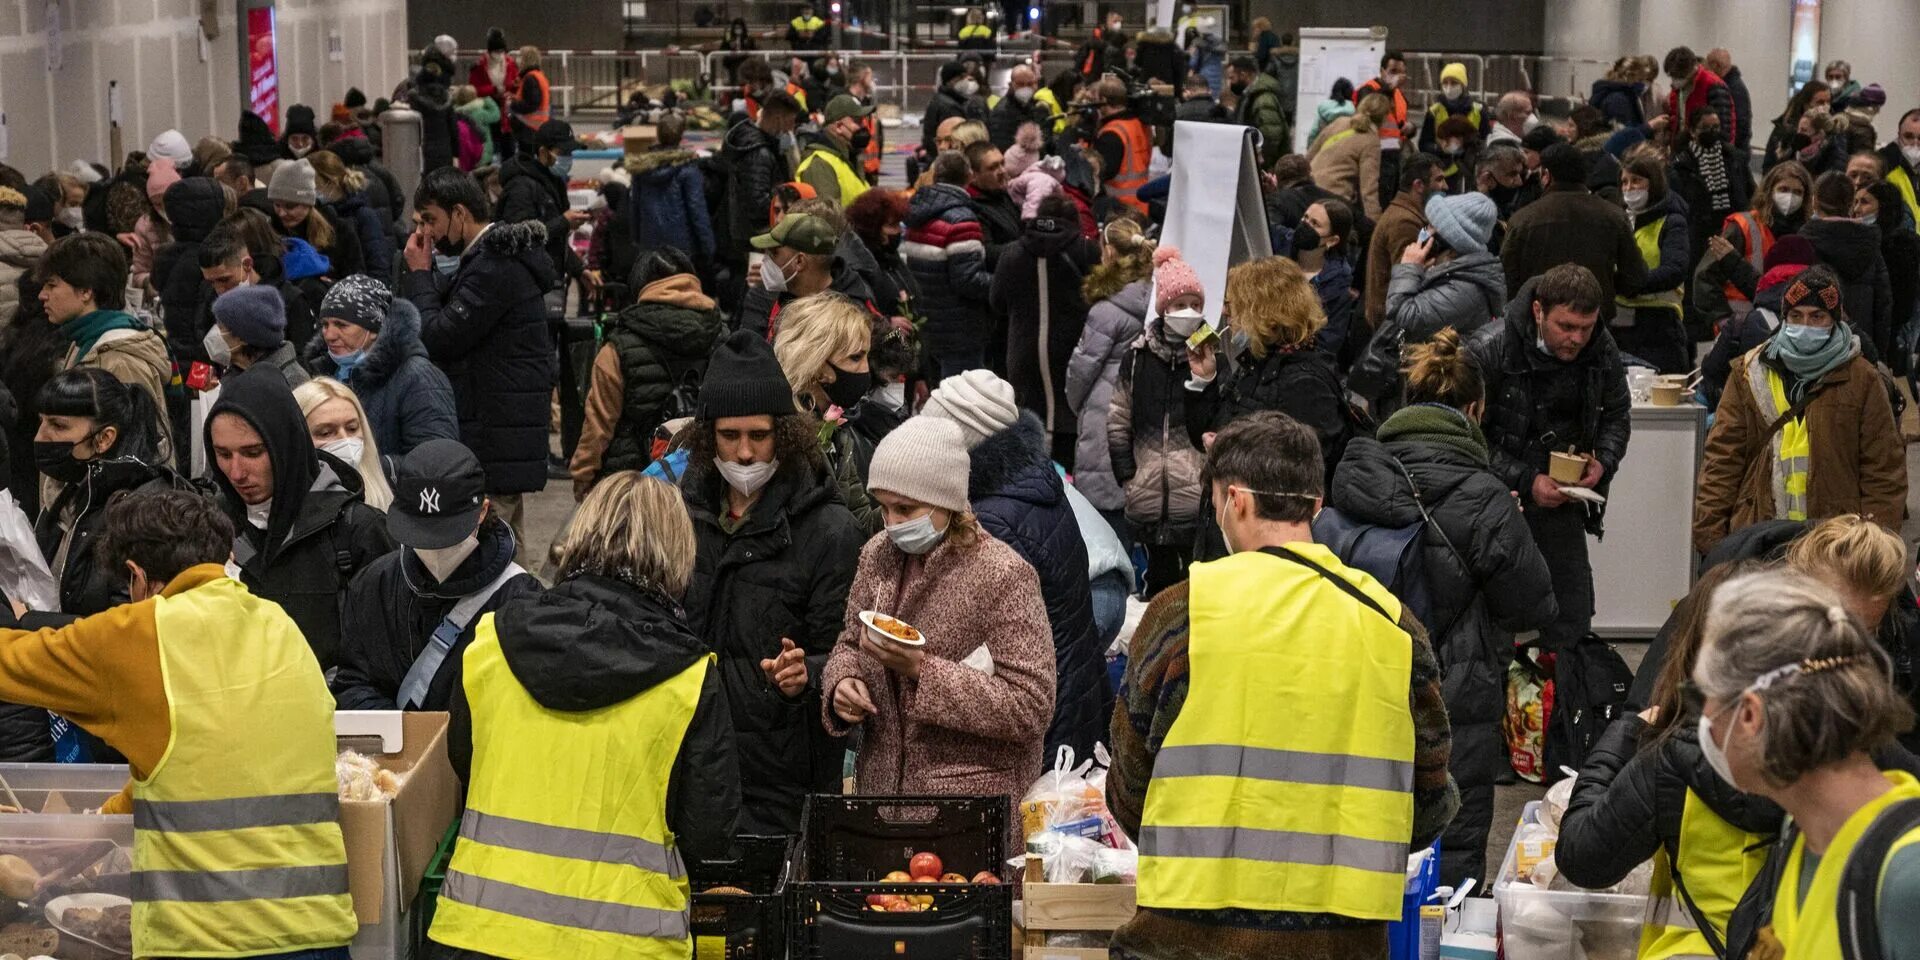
[1763, 366, 1813, 521]
[132, 575, 358, 956]
[1427, 102, 1483, 131]
[791, 14, 825, 33]
[431, 615, 712, 960]
[795, 142, 870, 207]
[1619, 216, 1684, 310]
[1770, 771, 1920, 959]
[1035, 87, 1071, 135]
[1888, 166, 1920, 236]
[1137, 546, 1416, 919]
[1638, 789, 1769, 960]
[958, 23, 993, 39]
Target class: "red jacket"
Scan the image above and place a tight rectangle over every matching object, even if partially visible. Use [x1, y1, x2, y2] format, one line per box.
[468, 55, 520, 132]
[1666, 67, 1736, 145]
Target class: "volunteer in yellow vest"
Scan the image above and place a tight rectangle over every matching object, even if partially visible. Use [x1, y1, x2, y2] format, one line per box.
[1692, 265, 1907, 555]
[1687, 567, 1920, 960]
[1555, 559, 1782, 960]
[1616, 154, 1693, 374]
[796, 95, 874, 208]
[1877, 110, 1920, 235]
[0, 489, 357, 959]
[429, 471, 740, 960]
[1091, 77, 1152, 216]
[786, 2, 829, 59]
[1418, 62, 1492, 155]
[1106, 411, 1459, 959]
[511, 45, 552, 153]
[957, 7, 996, 56]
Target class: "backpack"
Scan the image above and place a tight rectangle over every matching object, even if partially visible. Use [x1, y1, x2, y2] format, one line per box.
[1541, 634, 1634, 772]
[1310, 452, 1466, 631]
[1724, 798, 1920, 960]
[454, 116, 484, 172]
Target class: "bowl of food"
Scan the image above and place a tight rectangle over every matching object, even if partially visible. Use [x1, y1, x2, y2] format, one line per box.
[859, 611, 926, 648]
[46, 892, 131, 955]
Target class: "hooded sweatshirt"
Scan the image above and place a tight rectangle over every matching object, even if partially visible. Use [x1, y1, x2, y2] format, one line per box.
[1797, 216, 1895, 360]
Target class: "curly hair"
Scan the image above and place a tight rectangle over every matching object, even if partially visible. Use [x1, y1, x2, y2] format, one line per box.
[682, 411, 829, 492]
[845, 189, 910, 250]
[1082, 216, 1156, 303]
[1225, 256, 1323, 357]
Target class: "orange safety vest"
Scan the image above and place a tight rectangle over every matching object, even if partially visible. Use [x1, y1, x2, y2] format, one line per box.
[1101, 115, 1151, 214]
[859, 113, 881, 178]
[1355, 81, 1408, 141]
[521, 69, 551, 128]
[786, 81, 811, 114]
[1721, 211, 1772, 304]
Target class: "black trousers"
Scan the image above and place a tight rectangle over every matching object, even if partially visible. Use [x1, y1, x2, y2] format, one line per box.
[1143, 542, 1192, 598]
[1525, 502, 1595, 651]
[1612, 306, 1692, 374]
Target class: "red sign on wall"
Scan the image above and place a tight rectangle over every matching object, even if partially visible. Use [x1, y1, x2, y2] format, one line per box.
[248, 7, 279, 133]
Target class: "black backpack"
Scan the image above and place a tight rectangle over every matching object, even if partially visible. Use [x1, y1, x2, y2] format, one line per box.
[1542, 634, 1635, 773]
[1724, 798, 1920, 960]
[1311, 453, 1465, 631]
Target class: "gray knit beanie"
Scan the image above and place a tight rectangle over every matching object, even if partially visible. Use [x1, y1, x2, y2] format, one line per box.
[867, 417, 972, 513]
[319, 274, 392, 332]
[212, 285, 288, 349]
[268, 158, 317, 205]
[921, 369, 1019, 449]
[1424, 192, 1498, 255]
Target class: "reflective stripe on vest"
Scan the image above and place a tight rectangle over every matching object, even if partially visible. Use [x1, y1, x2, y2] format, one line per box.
[1889, 166, 1920, 236]
[431, 615, 711, 960]
[1324, 127, 1359, 147]
[1619, 216, 1683, 309]
[1637, 788, 1769, 960]
[1136, 546, 1414, 919]
[791, 15, 826, 31]
[1101, 116, 1152, 214]
[1770, 771, 1920, 958]
[523, 70, 551, 129]
[1721, 212, 1773, 305]
[959, 24, 992, 39]
[1427, 102, 1482, 131]
[1764, 366, 1812, 520]
[132, 575, 357, 956]
[795, 145, 870, 206]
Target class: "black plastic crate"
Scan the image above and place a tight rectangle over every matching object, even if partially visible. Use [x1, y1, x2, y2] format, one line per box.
[688, 834, 794, 960]
[796, 794, 1009, 882]
[789, 879, 1014, 960]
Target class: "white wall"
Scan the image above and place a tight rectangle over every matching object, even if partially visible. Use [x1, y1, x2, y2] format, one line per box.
[0, 0, 406, 179]
[1542, 0, 1915, 149]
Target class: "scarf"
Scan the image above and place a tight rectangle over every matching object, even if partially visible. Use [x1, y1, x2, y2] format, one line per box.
[486, 52, 507, 91]
[1765, 326, 1857, 402]
[58, 309, 142, 360]
[1693, 142, 1732, 216]
[1376, 403, 1492, 466]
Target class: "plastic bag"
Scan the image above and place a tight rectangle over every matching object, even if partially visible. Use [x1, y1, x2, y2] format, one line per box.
[1504, 658, 1549, 783]
[0, 490, 57, 613]
[1020, 745, 1107, 843]
[1540, 774, 1575, 833]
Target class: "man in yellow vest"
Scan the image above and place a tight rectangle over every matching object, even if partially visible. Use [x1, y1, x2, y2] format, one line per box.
[0, 490, 357, 959]
[1418, 62, 1492, 156]
[796, 94, 874, 207]
[429, 472, 739, 960]
[1106, 411, 1459, 959]
[787, 2, 829, 61]
[1876, 109, 1920, 235]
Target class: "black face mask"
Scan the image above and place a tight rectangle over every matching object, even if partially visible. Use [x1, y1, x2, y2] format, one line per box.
[850, 128, 873, 152]
[822, 365, 873, 409]
[434, 214, 468, 257]
[35, 436, 98, 486]
[1291, 219, 1321, 251]
[1229, 81, 1248, 96]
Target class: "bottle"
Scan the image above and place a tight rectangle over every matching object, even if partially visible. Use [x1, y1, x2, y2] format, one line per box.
[1418, 885, 1451, 960]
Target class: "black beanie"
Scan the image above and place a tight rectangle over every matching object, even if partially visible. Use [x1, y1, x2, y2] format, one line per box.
[698, 330, 797, 419]
[486, 27, 508, 52]
[344, 87, 367, 110]
[285, 104, 317, 138]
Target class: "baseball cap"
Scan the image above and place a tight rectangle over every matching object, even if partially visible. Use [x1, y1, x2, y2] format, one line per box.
[534, 119, 582, 154]
[751, 213, 839, 255]
[388, 439, 489, 549]
[823, 94, 876, 124]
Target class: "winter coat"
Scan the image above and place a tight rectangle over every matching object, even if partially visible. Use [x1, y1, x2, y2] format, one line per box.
[332, 190, 394, 280]
[1328, 405, 1556, 882]
[1384, 252, 1507, 341]
[903, 183, 995, 358]
[467, 54, 520, 126]
[1306, 97, 1355, 144]
[328, 136, 405, 237]
[1503, 183, 1649, 317]
[1700, 265, 1799, 408]
[683, 459, 866, 834]
[1308, 255, 1360, 365]
[251, 341, 310, 388]
[207, 365, 395, 669]
[1693, 344, 1906, 554]
[1307, 116, 1383, 220]
[991, 214, 1100, 448]
[151, 177, 230, 363]
[1131, 30, 1185, 89]
[0, 229, 46, 331]
[411, 79, 461, 175]
[969, 413, 1110, 762]
[1468, 277, 1634, 534]
[64, 317, 171, 450]
[572, 276, 725, 497]
[1625, 189, 1694, 304]
[1187, 343, 1351, 487]
[304, 297, 459, 459]
[1234, 71, 1289, 167]
[736, 257, 879, 341]
[34, 455, 193, 617]
[722, 121, 788, 260]
[628, 148, 716, 263]
[1724, 67, 1755, 153]
[919, 87, 987, 156]
[445, 571, 741, 868]
[1064, 278, 1149, 511]
[821, 525, 1056, 851]
[496, 154, 574, 283]
[1109, 321, 1206, 544]
[988, 94, 1054, 152]
[1665, 69, 1737, 143]
[1174, 97, 1228, 125]
[278, 204, 364, 282]
[1766, 126, 1849, 176]
[1589, 79, 1645, 129]
[456, 96, 502, 167]
[1799, 217, 1895, 360]
[969, 187, 1023, 269]
[1671, 143, 1755, 281]
[332, 516, 544, 711]
[403, 219, 559, 495]
[1556, 713, 1783, 893]
[1366, 191, 1429, 327]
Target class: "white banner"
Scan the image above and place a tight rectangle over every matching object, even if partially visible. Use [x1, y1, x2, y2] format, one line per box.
[1159, 120, 1273, 328]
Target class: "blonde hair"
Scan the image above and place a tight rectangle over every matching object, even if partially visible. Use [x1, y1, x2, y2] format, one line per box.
[518, 45, 542, 70]
[1353, 93, 1391, 133]
[452, 85, 478, 107]
[1786, 514, 1909, 601]
[552, 472, 696, 597]
[1224, 257, 1324, 357]
[950, 121, 990, 150]
[773, 292, 872, 404]
[1401, 327, 1483, 408]
[305, 150, 367, 201]
[293, 377, 394, 511]
[1083, 217, 1157, 302]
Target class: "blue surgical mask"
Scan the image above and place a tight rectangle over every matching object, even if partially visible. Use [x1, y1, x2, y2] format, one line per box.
[433, 252, 461, 276]
[1861, 213, 1879, 227]
[549, 154, 575, 180]
[1228, 330, 1251, 357]
[330, 349, 367, 381]
[886, 513, 948, 554]
[1778, 322, 1833, 351]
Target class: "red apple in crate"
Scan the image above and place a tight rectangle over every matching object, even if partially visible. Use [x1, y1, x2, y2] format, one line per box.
[909, 851, 944, 878]
[940, 872, 968, 883]
[866, 893, 902, 909]
[882, 871, 912, 883]
[971, 871, 1001, 885]
[886, 899, 917, 912]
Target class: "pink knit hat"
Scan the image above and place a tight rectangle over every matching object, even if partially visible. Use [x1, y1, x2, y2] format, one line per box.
[146, 157, 181, 204]
[1153, 245, 1204, 316]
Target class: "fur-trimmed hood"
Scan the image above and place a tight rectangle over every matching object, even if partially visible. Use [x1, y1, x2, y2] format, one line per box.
[476, 218, 549, 257]
[303, 297, 427, 391]
[625, 148, 699, 176]
[967, 410, 1060, 505]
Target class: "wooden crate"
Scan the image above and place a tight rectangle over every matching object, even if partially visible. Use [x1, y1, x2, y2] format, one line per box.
[1019, 859, 1136, 960]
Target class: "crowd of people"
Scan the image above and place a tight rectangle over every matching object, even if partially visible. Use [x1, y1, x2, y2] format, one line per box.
[0, 16, 1915, 960]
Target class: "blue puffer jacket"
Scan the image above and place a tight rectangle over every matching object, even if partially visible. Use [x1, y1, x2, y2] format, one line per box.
[333, 190, 395, 281]
[304, 296, 459, 460]
[903, 183, 994, 358]
[968, 411, 1110, 761]
[628, 148, 716, 263]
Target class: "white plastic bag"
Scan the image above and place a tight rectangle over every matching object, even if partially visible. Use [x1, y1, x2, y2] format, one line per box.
[0, 490, 57, 612]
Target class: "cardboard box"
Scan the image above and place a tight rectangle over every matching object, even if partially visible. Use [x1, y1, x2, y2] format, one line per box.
[1023, 881, 1136, 931]
[337, 712, 460, 960]
[621, 124, 659, 158]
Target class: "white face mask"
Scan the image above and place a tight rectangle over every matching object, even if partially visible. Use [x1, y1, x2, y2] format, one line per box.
[415, 534, 480, 583]
[886, 513, 947, 554]
[956, 78, 980, 98]
[760, 254, 793, 294]
[57, 207, 85, 230]
[716, 458, 779, 496]
[321, 436, 364, 467]
[202, 326, 233, 369]
[1903, 143, 1920, 167]
[1623, 188, 1650, 212]
[1163, 307, 1205, 337]
[869, 380, 907, 410]
[1522, 112, 1542, 133]
[1441, 82, 1465, 100]
[1697, 707, 1740, 788]
[1773, 190, 1804, 215]
[1013, 86, 1035, 103]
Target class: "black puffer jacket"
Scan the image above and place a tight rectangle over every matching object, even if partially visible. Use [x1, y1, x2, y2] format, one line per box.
[1468, 277, 1633, 535]
[990, 213, 1099, 452]
[332, 516, 544, 711]
[497, 153, 574, 282]
[208, 365, 395, 669]
[987, 94, 1053, 151]
[969, 413, 1109, 762]
[735, 258, 879, 341]
[304, 297, 460, 459]
[920, 87, 987, 156]
[1186, 343, 1351, 488]
[902, 183, 994, 358]
[1799, 217, 1894, 361]
[152, 177, 230, 364]
[0, 594, 51, 762]
[595, 289, 727, 477]
[681, 456, 866, 834]
[327, 136, 404, 238]
[34, 455, 194, 617]
[721, 121, 788, 259]
[403, 220, 559, 495]
[1328, 404, 1558, 886]
[446, 572, 740, 865]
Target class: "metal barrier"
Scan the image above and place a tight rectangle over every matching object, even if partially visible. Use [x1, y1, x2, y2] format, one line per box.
[410, 49, 708, 117]
[702, 48, 1080, 116]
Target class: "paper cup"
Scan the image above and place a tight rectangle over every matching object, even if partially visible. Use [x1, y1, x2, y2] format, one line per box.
[1548, 451, 1586, 484]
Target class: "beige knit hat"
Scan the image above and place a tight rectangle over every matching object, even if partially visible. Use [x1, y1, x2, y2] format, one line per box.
[867, 417, 972, 513]
[922, 369, 1018, 449]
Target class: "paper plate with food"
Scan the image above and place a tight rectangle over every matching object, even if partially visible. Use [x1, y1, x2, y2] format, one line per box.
[858, 611, 926, 648]
[46, 891, 131, 955]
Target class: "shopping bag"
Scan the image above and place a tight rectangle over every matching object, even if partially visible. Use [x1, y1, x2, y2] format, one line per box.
[0, 489, 57, 612]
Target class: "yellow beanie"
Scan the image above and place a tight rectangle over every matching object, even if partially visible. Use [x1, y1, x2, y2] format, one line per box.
[1440, 63, 1469, 88]
[0, 187, 23, 210]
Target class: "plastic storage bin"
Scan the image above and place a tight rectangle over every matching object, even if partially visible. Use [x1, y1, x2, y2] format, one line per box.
[0, 763, 135, 954]
[1493, 801, 1647, 960]
[689, 834, 795, 960]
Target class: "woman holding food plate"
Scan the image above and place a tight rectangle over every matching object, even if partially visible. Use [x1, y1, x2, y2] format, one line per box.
[821, 415, 1056, 843]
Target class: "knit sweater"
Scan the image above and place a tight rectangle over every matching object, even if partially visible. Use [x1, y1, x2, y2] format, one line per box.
[1106, 575, 1458, 959]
